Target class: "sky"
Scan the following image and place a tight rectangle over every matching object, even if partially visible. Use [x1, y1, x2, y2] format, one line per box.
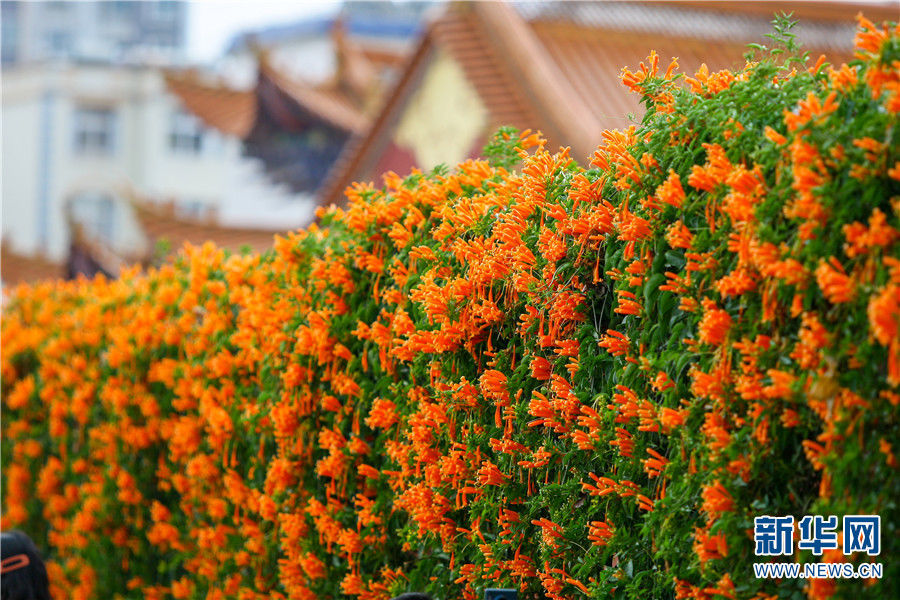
[186, 0, 343, 62]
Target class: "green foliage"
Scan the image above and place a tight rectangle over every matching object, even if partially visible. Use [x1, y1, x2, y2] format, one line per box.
[2, 15, 899, 600]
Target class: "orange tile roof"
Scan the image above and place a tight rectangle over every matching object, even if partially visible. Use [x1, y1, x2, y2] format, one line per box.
[359, 45, 410, 70]
[317, 0, 868, 208]
[133, 201, 280, 256]
[166, 54, 373, 140]
[1, 243, 63, 285]
[164, 71, 257, 138]
[60, 201, 282, 279]
[659, 0, 898, 24]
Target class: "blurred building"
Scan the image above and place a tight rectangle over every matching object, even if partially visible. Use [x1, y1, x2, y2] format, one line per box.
[164, 22, 416, 199]
[317, 0, 897, 207]
[8, 0, 893, 287]
[220, 1, 433, 88]
[0, 61, 309, 272]
[1, 0, 188, 66]
[3, 1, 414, 285]
[183, 1, 434, 196]
[149, 1, 433, 221]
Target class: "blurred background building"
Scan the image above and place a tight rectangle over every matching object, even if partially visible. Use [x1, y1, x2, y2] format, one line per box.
[1, 0, 896, 286]
[1, 0, 429, 284]
[1, 0, 188, 66]
[316, 0, 896, 206]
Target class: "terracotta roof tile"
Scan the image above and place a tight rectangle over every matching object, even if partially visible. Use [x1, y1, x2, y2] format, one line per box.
[1, 243, 63, 285]
[529, 8, 857, 135]
[533, 25, 749, 133]
[164, 72, 257, 139]
[133, 201, 280, 256]
[432, 8, 544, 131]
[315, 24, 439, 207]
[517, 1, 869, 54]
[317, 0, 869, 208]
[166, 54, 374, 140]
[648, 1, 899, 25]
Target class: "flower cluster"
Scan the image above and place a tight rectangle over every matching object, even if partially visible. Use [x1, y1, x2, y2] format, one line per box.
[2, 15, 898, 600]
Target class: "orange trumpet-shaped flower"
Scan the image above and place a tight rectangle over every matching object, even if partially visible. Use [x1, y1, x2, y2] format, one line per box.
[530, 356, 552, 381]
[656, 170, 686, 208]
[665, 220, 694, 249]
[816, 257, 856, 303]
[587, 521, 614, 547]
[693, 527, 728, 564]
[868, 283, 900, 385]
[643, 448, 670, 478]
[698, 298, 732, 346]
[476, 461, 509, 487]
[614, 290, 642, 316]
[598, 329, 630, 356]
[701, 481, 735, 521]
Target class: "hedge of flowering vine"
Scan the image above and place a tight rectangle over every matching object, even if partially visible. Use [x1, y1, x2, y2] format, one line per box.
[3, 16, 899, 600]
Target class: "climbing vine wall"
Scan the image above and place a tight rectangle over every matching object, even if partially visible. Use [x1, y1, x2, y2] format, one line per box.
[3, 15, 899, 600]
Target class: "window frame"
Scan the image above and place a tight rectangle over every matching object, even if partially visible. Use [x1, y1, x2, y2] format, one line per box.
[72, 105, 117, 156]
[168, 107, 205, 155]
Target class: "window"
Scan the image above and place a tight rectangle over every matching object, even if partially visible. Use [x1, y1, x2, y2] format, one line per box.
[73, 106, 116, 155]
[154, 33, 176, 49]
[168, 108, 204, 154]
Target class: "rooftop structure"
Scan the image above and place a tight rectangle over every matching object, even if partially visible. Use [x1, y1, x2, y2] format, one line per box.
[316, 0, 896, 208]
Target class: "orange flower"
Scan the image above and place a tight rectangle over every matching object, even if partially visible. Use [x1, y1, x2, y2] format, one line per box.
[843, 208, 900, 257]
[854, 14, 890, 55]
[614, 290, 642, 316]
[656, 170, 686, 208]
[763, 369, 797, 400]
[530, 356, 552, 380]
[816, 257, 856, 303]
[665, 218, 693, 249]
[701, 480, 735, 520]
[659, 407, 687, 433]
[587, 520, 614, 546]
[365, 398, 399, 429]
[716, 269, 757, 297]
[764, 126, 787, 145]
[868, 283, 899, 346]
[476, 460, 509, 486]
[698, 299, 732, 346]
[480, 369, 510, 406]
[693, 526, 728, 564]
[643, 448, 670, 478]
[868, 283, 900, 385]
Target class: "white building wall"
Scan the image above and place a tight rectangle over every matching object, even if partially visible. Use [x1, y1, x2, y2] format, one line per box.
[1, 94, 42, 255]
[2, 61, 314, 264]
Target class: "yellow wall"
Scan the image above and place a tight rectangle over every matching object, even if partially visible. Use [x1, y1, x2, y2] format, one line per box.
[394, 49, 488, 170]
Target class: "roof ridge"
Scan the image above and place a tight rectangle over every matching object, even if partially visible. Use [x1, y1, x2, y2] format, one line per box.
[164, 70, 257, 138]
[473, 1, 603, 158]
[258, 56, 370, 133]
